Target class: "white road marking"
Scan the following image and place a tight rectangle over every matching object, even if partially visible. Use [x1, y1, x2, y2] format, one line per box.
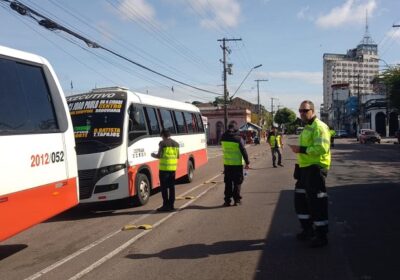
[68, 174, 221, 280]
[24, 172, 222, 280]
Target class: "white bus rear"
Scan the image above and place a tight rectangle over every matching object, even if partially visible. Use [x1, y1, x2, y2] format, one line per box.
[67, 87, 208, 205]
[0, 46, 79, 241]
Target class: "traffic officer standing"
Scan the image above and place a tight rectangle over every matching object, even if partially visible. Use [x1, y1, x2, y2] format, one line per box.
[289, 100, 331, 248]
[151, 129, 180, 212]
[267, 126, 283, 167]
[220, 123, 250, 206]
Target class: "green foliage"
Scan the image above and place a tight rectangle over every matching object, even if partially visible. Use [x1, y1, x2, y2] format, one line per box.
[380, 67, 400, 111]
[274, 108, 296, 127]
[212, 97, 225, 106]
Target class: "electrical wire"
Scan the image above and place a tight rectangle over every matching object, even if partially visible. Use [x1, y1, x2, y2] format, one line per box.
[1, 0, 222, 95]
[108, 0, 215, 78]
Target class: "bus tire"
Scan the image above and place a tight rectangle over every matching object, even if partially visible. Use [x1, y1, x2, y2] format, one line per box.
[184, 160, 194, 183]
[134, 173, 150, 206]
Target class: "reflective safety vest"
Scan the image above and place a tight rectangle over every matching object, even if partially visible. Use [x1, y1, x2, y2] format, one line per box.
[330, 129, 336, 137]
[221, 141, 244, 166]
[159, 146, 179, 171]
[298, 118, 331, 169]
[268, 135, 281, 148]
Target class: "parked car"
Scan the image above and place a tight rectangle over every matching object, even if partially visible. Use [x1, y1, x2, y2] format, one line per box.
[359, 129, 381, 144]
[335, 130, 349, 138]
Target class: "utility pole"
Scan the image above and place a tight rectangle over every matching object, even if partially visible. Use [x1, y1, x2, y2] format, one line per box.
[270, 97, 279, 125]
[254, 79, 268, 126]
[218, 37, 242, 130]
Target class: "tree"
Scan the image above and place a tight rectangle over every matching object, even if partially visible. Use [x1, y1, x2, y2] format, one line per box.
[375, 66, 400, 111]
[384, 67, 400, 111]
[274, 108, 296, 127]
[212, 97, 225, 106]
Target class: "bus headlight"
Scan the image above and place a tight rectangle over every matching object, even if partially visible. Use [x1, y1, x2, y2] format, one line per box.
[98, 164, 126, 176]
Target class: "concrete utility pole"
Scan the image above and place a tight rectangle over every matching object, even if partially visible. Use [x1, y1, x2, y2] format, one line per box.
[254, 79, 268, 126]
[270, 97, 279, 125]
[218, 38, 242, 130]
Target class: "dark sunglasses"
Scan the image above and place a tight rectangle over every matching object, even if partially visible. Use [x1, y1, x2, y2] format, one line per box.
[298, 109, 311, 113]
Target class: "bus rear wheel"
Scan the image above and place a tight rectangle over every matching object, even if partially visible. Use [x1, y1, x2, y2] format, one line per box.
[134, 173, 150, 206]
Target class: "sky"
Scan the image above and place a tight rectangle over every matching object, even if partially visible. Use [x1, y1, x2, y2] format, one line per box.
[1, 0, 400, 116]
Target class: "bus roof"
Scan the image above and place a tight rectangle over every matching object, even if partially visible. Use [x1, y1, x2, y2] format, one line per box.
[68, 87, 200, 113]
[0, 45, 49, 66]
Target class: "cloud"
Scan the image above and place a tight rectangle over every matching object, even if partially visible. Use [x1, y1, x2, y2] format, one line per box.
[117, 0, 156, 23]
[316, 0, 377, 28]
[267, 71, 322, 85]
[188, 0, 241, 29]
[297, 6, 314, 21]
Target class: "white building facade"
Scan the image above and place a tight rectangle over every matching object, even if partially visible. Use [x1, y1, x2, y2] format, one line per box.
[322, 31, 380, 131]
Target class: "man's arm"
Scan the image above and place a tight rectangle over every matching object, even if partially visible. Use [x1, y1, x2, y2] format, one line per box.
[151, 142, 163, 158]
[238, 140, 250, 166]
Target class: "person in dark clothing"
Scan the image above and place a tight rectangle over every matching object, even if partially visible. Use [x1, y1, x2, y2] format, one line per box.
[289, 100, 331, 248]
[151, 129, 180, 211]
[220, 124, 250, 206]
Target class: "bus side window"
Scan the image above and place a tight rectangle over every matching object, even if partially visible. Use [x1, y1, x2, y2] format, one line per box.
[144, 107, 160, 135]
[183, 112, 194, 134]
[0, 58, 59, 134]
[159, 108, 176, 134]
[174, 111, 186, 134]
[194, 113, 204, 132]
[128, 105, 148, 142]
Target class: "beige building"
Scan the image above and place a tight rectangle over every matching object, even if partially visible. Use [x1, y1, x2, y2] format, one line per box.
[196, 100, 252, 145]
[322, 29, 379, 125]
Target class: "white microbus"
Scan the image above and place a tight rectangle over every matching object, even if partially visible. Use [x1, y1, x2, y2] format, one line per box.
[66, 87, 208, 205]
[0, 46, 79, 241]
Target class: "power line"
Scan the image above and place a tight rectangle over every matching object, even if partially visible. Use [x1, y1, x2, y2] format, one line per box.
[2, 0, 221, 96]
[43, 0, 209, 91]
[107, 0, 215, 78]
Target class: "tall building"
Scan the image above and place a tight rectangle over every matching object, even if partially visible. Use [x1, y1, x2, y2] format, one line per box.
[322, 20, 379, 126]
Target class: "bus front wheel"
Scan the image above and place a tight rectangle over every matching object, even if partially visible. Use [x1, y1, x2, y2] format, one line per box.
[184, 160, 194, 183]
[134, 173, 150, 206]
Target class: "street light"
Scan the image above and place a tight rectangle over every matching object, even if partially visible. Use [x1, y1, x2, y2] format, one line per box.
[230, 64, 262, 100]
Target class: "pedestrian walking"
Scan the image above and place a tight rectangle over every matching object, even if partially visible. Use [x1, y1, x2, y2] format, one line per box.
[151, 129, 180, 212]
[289, 100, 331, 248]
[267, 126, 283, 167]
[220, 123, 250, 206]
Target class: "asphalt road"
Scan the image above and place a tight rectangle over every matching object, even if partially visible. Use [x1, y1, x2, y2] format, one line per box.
[1, 137, 400, 280]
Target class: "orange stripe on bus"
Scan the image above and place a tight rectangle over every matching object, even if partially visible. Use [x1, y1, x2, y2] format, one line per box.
[128, 148, 208, 197]
[0, 177, 78, 242]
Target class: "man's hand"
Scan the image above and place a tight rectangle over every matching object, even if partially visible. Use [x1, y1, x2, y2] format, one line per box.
[244, 164, 250, 170]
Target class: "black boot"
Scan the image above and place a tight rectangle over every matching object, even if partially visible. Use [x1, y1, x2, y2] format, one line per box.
[296, 228, 314, 241]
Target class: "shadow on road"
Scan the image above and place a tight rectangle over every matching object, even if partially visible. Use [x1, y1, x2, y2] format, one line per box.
[126, 239, 266, 260]
[254, 182, 400, 280]
[0, 244, 28, 260]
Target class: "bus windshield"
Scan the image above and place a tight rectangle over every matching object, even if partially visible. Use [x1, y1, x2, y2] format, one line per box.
[68, 98, 126, 154]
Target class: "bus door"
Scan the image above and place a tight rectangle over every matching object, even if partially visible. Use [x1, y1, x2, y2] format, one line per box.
[126, 105, 155, 205]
